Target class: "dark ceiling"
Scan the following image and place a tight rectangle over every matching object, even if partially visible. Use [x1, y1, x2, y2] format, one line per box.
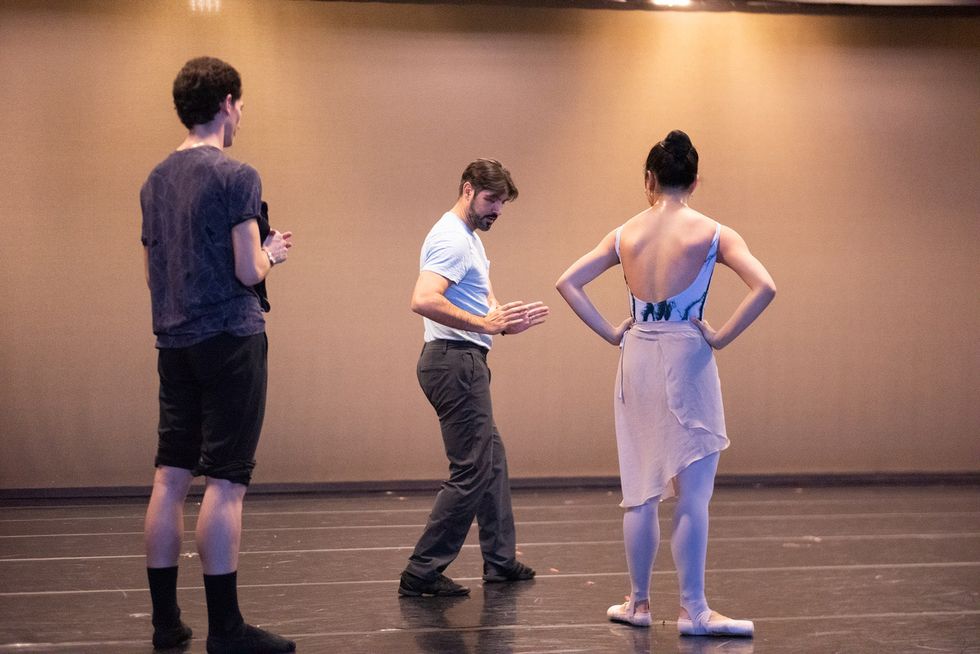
[323, 0, 980, 15]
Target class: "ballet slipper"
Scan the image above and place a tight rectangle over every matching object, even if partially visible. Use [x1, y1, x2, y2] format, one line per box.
[607, 600, 652, 627]
[677, 609, 754, 637]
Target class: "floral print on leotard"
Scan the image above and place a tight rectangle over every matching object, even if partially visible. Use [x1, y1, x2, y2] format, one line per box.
[614, 223, 720, 323]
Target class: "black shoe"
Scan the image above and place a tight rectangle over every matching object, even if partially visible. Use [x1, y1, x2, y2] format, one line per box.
[483, 560, 536, 583]
[153, 620, 192, 649]
[398, 571, 471, 597]
[206, 623, 295, 654]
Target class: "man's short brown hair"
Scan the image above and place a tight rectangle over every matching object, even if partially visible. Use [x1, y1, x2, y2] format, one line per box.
[458, 159, 518, 202]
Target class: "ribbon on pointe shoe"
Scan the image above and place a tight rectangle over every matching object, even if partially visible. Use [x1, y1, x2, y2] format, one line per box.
[678, 609, 754, 637]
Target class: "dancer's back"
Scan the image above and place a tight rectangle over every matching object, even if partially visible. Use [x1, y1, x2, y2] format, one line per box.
[618, 206, 717, 306]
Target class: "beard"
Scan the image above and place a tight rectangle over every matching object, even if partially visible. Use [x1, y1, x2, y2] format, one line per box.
[466, 204, 498, 232]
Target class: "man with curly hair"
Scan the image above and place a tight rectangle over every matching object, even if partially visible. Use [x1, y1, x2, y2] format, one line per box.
[140, 56, 295, 653]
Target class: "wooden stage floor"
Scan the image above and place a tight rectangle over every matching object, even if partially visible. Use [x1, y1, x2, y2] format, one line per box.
[1, 484, 978, 653]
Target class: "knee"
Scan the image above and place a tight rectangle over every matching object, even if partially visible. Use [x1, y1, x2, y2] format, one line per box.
[448, 465, 493, 497]
[204, 477, 247, 504]
[675, 493, 711, 522]
[153, 466, 193, 495]
[676, 478, 715, 512]
[449, 441, 496, 481]
[628, 497, 659, 512]
[624, 498, 660, 521]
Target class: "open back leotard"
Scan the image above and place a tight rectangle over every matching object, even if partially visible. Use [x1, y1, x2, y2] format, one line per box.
[615, 222, 720, 323]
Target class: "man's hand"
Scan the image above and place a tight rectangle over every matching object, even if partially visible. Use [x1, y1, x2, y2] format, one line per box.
[498, 301, 550, 335]
[262, 229, 293, 265]
[483, 301, 530, 335]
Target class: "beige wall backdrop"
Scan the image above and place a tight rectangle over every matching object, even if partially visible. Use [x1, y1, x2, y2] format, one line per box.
[1, 1, 978, 490]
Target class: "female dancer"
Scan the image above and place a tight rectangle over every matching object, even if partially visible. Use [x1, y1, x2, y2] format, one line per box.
[556, 130, 775, 636]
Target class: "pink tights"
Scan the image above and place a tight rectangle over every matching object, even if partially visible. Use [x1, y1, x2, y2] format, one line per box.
[622, 452, 719, 618]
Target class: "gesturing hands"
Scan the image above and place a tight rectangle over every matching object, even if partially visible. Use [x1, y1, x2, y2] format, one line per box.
[263, 229, 293, 265]
[484, 301, 550, 336]
[504, 301, 550, 335]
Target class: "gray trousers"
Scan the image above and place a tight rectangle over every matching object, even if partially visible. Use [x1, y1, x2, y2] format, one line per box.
[404, 339, 517, 580]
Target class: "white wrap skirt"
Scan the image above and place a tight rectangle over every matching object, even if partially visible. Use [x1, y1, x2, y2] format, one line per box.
[614, 321, 730, 507]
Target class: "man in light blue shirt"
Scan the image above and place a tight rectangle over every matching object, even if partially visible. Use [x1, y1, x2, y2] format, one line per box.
[399, 159, 550, 597]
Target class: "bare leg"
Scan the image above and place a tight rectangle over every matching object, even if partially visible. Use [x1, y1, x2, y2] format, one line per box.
[196, 477, 246, 575]
[144, 465, 194, 648]
[195, 477, 295, 652]
[145, 465, 194, 567]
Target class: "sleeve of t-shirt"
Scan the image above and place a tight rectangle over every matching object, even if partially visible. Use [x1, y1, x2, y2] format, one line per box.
[228, 163, 263, 228]
[421, 231, 469, 285]
[139, 182, 150, 246]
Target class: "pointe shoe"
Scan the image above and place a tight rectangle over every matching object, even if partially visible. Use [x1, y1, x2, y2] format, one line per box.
[607, 600, 652, 627]
[677, 609, 754, 637]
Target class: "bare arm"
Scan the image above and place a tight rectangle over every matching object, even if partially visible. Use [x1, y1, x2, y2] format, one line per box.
[555, 230, 633, 345]
[486, 279, 498, 311]
[231, 219, 293, 287]
[484, 279, 549, 335]
[410, 271, 548, 335]
[410, 271, 525, 335]
[691, 225, 776, 349]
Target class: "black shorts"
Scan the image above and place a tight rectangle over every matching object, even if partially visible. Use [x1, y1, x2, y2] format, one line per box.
[155, 332, 267, 486]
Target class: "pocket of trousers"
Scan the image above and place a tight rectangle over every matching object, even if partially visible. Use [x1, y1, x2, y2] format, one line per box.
[418, 351, 473, 410]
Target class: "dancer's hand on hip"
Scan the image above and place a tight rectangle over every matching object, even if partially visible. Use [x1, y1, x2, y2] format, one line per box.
[690, 317, 721, 349]
[608, 317, 634, 345]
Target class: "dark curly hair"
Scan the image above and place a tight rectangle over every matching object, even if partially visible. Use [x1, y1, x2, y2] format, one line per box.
[172, 57, 242, 129]
[645, 130, 699, 189]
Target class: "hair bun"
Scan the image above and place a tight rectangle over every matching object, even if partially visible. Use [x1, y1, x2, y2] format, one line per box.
[645, 129, 698, 189]
[661, 130, 693, 158]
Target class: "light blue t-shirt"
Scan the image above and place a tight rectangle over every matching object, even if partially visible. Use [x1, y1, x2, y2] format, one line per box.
[420, 212, 493, 350]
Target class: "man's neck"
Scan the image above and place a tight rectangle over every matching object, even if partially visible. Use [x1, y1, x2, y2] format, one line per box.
[177, 124, 224, 151]
[449, 198, 475, 232]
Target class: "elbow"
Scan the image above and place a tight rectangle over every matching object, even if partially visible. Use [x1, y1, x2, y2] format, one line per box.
[410, 293, 431, 316]
[236, 265, 264, 287]
[761, 282, 777, 304]
[555, 276, 571, 299]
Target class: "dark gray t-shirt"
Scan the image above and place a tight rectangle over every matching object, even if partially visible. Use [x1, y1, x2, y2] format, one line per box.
[140, 146, 265, 348]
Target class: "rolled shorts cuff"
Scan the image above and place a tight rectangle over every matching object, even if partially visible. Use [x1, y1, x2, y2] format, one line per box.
[194, 459, 256, 486]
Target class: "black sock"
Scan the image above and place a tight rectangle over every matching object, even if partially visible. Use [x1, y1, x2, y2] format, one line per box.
[203, 571, 245, 637]
[147, 566, 181, 627]
[207, 624, 295, 654]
